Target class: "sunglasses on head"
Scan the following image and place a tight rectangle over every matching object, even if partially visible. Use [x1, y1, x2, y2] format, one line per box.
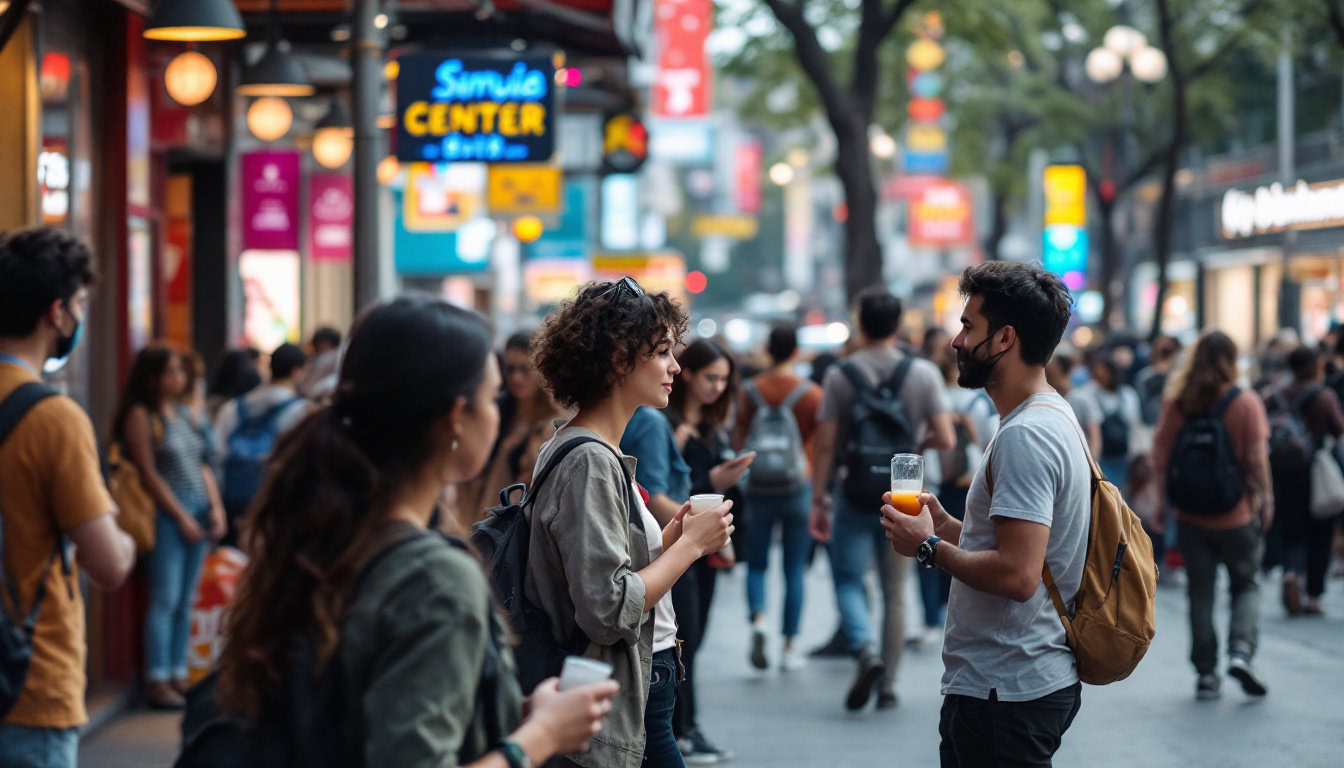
[600, 276, 646, 302]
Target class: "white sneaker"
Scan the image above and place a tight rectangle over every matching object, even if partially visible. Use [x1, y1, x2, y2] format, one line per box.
[921, 627, 942, 647]
[780, 648, 807, 672]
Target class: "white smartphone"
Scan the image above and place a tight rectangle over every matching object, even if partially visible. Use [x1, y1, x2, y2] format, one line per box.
[735, 450, 758, 462]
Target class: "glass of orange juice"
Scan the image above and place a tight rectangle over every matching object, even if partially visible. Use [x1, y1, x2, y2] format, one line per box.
[890, 454, 924, 516]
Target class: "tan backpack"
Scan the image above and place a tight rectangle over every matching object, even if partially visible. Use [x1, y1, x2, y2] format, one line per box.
[988, 402, 1158, 685]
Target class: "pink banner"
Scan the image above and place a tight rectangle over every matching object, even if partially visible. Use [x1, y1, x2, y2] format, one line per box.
[735, 140, 762, 215]
[309, 173, 353, 263]
[653, 0, 712, 118]
[242, 150, 300, 251]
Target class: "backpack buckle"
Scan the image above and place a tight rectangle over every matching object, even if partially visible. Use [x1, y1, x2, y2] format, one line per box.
[500, 483, 527, 507]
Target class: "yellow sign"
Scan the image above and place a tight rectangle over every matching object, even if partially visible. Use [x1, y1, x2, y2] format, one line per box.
[1044, 165, 1087, 227]
[691, 214, 758, 240]
[487, 164, 562, 214]
[905, 123, 947, 152]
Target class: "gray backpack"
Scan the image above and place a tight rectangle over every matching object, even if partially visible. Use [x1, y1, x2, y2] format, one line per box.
[743, 380, 811, 495]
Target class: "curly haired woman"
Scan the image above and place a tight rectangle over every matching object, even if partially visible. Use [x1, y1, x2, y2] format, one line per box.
[528, 278, 735, 768]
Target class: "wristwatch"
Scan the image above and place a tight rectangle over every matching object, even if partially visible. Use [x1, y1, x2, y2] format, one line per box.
[916, 536, 941, 569]
[498, 738, 533, 768]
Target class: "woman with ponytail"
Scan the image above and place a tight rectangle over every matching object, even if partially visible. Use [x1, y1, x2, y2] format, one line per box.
[214, 296, 618, 766]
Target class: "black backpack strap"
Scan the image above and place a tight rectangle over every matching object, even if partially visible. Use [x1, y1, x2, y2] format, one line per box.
[882, 355, 916, 397]
[525, 436, 639, 526]
[0, 382, 60, 635]
[1211, 387, 1241, 419]
[1292, 385, 1326, 415]
[837, 361, 873, 396]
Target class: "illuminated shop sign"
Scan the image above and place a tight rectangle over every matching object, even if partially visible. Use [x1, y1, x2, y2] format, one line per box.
[1221, 178, 1344, 239]
[397, 54, 555, 164]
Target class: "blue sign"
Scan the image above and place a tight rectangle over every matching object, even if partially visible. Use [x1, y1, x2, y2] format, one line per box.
[393, 189, 490, 275]
[1043, 225, 1089, 291]
[904, 151, 948, 175]
[397, 54, 555, 164]
[528, 181, 592, 261]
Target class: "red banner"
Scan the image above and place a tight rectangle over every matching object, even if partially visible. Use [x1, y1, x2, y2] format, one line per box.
[653, 0, 712, 118]
[909, 181, 973, 247]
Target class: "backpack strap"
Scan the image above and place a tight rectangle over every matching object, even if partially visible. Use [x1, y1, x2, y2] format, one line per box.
[781, 380, 813, 410]
[1210, 387, 1241, 419]
[261, 397, 303, 428]
[0, 382, 61, 634]
[525, 436, 639, 526]
[234, 396, 250, 426]
[743, 379, 767, 410]
[1292, 385, 1326, 415]
[882, 355, 916, 398]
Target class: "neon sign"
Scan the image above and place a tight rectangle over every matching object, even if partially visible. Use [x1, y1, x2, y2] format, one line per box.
[397, 54, 555, 164]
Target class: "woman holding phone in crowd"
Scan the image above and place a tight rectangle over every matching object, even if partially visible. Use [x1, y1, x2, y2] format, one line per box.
[214, 296, 618, 767]
[528, 278, 735, 768]
[664, 338, 753, 764]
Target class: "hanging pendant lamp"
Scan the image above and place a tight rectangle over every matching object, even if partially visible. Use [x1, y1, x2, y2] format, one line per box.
[237, 0, 314, 97]
[144, 0, 246, 42]
[312, 99, 354, 169]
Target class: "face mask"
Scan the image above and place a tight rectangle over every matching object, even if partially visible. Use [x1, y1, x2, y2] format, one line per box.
[956, 328, 1010, 390]
[43, 304, 84, 374]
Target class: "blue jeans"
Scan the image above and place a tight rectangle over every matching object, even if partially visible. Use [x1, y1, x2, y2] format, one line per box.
[917, 485, 967, 628]
[643, 649, 684, 768]
[0, 724, 78, 768]
[829, 497, 908, 676]
[746, 485, 812, 638]
[145, 510, 209, 682]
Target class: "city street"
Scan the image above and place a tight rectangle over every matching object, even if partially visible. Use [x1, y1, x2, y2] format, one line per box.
[83, 547, 1344, 768]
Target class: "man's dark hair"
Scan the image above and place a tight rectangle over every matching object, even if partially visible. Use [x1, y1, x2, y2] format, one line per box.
[854, 287, 902, 341]
[311, 326, 342, 351]
[271, 343, 309, 382]
[1289, 346, 1320, 380]
[504, 330, 533, 353]
[0, 228, 96, 337]
[959, 262, 1073, 367]
[767, 324, 799, 365]
[1051, 352, 1077, 375]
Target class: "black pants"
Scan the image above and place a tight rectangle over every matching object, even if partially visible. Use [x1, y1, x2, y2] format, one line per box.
[671, 558, 716, 738]
[938, 683, 1082, 768]
[1275, 468, 1337, 598]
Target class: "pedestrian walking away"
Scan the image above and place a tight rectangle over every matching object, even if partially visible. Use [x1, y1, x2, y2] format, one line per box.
[200, 296, 618, 767]
[0, 228, 136, 768]
[810, 287, 955, 712]
[1152, 331, 1273, 700]
[527, 278, 735, 768]
[734, 324, 824, 675]
[881, 261, 1090, 767]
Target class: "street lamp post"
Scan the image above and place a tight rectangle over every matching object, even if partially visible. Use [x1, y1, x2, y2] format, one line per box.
[352, 0, 384, 313]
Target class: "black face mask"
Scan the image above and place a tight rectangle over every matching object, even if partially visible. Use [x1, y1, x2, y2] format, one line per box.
[957, 328, 1010, 390]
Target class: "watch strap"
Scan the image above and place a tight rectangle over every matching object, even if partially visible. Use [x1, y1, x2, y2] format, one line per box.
[498, 738, 532, 768]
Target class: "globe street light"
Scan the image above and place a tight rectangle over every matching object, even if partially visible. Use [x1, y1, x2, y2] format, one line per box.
[769, 162, 795, 186]
[1087, 24, 1167, 85]
[1129, 46, 1169, 83]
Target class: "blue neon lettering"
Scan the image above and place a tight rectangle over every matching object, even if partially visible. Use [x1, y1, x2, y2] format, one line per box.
[430, 60, 548, 102]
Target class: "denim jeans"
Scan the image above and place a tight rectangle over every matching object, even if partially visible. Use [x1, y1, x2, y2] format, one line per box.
[0, 724, 78, 768]
[671, 559, 716, 738]
[746, 485, 812, 637]
[829, 497, 908, 680]
[939, 682, 1082, 767]
[145, 509, 209, 682]
[1179, 519, 1262, 675]
[917, 485, 967, 628]
[643, 649, 684, 768]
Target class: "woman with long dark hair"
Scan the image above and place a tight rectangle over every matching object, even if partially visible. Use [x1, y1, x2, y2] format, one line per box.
[1152, 331, 1273, 701]
[664, 338, 751, 762]
[114, 343, 227, 709]
[528, 279, 734, 768]
[215, 296, 618, 765]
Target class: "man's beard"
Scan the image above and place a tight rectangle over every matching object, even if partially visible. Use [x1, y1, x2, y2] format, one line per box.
[957, 338, 1007, 390]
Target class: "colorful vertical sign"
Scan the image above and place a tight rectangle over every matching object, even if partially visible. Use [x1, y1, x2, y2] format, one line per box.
[1043, 164, 1088, 291]
[903, 12, 948, 176]
[735, 139, 763, 214]
[241, 150, 301, 251]
[909, 181, 973, 247]
[163, 175, 194, 348]
[653, 0, 712, 118]
[309, 173, 354, 263]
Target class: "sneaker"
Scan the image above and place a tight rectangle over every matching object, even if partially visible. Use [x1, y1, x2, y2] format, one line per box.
[684, 730, 732, 765]
[780, 647, 807, 672]
[1227, 654, 1267, 697]
[845, 650, 886, 711]
[749, 625, 768, 671]
[876, 684, 899, 710]
[809, 627, 852, 658]
[1196, 674, 1221, 701]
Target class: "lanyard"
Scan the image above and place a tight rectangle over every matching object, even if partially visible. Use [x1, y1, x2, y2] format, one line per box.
[0, 353, 37, 377]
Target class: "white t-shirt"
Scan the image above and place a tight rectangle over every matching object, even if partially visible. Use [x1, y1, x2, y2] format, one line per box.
[941, 393, 1091, 702]
[635, 483, 679, 653]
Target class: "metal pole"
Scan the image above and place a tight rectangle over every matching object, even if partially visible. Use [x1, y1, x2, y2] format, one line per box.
[352, 0, 383, 314]
[1277, 29, 1296, 333]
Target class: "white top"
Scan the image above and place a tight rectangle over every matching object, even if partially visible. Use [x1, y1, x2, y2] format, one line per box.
[634, 482, 679, 653]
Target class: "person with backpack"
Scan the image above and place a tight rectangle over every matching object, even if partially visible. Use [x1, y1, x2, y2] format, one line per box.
[526, 278, 734, 768]
[810, 288, 954, 712]
[114, 344, 228, 709]
[0, 228, 136, 768]
[1152, 331, 1273, 700]
[206, 296, 618, 768]
[663, 338, 752, 764]
[213, 342, 311, 546]
[1079, 353, 1144, 494]
[1267, 346, 1344, 617]
[879, 261, 1101, 767]
[733, 325, 822, 675]
[1135, 335, 1183, 427]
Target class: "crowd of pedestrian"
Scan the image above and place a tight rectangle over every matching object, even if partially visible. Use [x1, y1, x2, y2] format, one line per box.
[3, 224, 1344, 768]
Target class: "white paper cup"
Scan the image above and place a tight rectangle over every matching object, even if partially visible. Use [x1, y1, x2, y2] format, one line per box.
[689, 494, 725, 515]
[558, 656, 613, 691]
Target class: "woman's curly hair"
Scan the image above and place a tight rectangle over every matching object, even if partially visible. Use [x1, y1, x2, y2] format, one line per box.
[532, 280, 689, 411]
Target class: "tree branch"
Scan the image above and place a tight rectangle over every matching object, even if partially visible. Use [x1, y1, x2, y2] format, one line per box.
[761, 0, 855, 131]
[1328, 1, 1344, 52]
